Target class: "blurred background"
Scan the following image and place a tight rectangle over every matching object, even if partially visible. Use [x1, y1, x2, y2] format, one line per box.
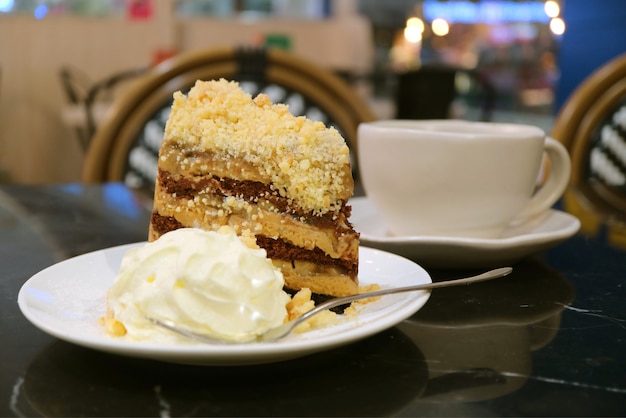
[1, 0, 625, 184]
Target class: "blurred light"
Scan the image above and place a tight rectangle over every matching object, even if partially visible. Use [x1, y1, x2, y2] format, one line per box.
[544, 1, 560, 18]
[489, 25, 515, 44]
[423, 0, 550, 24]
[60, 184, 83, 195]
[0, 0, 13, 13]
[432, 18, 450, 36]
[550, 17, 566, 35]
[34, 3, 48, 19]
[404, 25, 423, 43]
[514, 22, 538, 41]
[406, 17, 425, 33]
[103, 183, 144, 219]
[455, 72, 471, 94]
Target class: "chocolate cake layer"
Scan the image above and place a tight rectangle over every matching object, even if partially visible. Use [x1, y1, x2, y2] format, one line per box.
[151, 170, 359, 261]
[158, 169, 352, 226]
[150, 213, 358, 277]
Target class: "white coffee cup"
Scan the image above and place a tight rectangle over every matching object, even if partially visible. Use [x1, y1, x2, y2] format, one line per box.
[357, 120, 571, 238]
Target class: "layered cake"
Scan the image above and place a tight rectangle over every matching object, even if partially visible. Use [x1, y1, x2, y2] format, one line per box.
[149, 79, 359, 300]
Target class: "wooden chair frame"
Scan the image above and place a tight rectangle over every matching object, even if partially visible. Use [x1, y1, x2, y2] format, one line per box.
[82, 46, 376, 184]
[551, 52, 626, 222]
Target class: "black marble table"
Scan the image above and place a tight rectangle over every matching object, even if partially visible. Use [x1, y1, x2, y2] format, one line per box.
[1, 183, 625, 417]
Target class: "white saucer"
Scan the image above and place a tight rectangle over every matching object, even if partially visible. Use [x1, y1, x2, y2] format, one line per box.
[18, 243, 431, 366]
[350, 196, 580, 269]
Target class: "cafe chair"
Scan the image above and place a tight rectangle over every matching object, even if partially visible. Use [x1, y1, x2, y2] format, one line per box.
[394, 64, 496, 121]
[82, 46, 376, 196]
[59, 65, 149, 152]
[59, 66, 93, 150]
[551, 52, 626, 246]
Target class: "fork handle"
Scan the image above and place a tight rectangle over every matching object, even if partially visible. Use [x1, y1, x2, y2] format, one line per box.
[298, 267, 513, 324]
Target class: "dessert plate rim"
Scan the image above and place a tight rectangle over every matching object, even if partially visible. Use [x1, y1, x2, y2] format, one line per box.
[17, 243, 431, 366]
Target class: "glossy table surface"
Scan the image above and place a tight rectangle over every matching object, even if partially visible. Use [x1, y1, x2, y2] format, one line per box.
[1, 183, 625, 417]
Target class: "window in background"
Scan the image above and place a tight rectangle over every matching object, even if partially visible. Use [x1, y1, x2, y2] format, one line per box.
[359, 0, 564, 118]
[0, 0, 127, 17]
[175, 0, 330, 19]
[0, 0, 331, 19]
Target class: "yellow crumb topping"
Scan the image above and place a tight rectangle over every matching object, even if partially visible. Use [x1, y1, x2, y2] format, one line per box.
[286, 288, 338, 333]
[344, 283, 381, 316]
[100, 313, 127, 336]
[163, 79, 354, 214]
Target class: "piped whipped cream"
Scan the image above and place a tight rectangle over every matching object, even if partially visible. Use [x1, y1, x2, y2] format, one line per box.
[105, 227, 291, 343]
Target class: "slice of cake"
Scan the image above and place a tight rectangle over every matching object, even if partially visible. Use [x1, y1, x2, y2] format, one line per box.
[149, 79, 359, 300]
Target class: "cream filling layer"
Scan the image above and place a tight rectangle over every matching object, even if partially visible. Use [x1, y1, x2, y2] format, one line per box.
[151, 186, 359, 262]
[273, 260, 358, 297]
[158, 148, 354, 211]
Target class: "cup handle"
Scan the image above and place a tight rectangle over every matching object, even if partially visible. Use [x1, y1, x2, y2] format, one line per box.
[513, 137, 571, 223]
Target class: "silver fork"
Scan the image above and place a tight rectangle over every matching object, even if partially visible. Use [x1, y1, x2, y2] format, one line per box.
[146, 266, 512, 344]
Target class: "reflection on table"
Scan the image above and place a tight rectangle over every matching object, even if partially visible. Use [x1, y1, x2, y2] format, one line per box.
[399, 259, 574, 404]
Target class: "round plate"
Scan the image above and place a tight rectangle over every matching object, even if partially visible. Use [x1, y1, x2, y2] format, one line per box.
[18, 243, 431, 366]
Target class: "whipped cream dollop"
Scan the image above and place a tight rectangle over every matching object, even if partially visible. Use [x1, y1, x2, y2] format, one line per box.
[106, 227, 291, 343]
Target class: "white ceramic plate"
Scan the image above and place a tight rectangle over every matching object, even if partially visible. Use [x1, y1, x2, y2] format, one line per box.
[18, 243, 431, 366]
[350, 196, 580, 269]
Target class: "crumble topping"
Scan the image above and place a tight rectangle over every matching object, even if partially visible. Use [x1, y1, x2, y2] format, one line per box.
[163, 79, 353, 214]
